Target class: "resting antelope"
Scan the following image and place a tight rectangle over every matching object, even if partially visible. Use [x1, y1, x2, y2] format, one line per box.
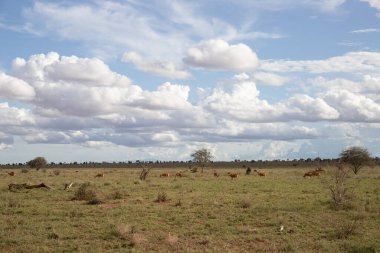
[160, 173, 170, 177]
[8, 171, 15, 176]
[175, 172, 182, 177]
[253, 169, 266, 177]
[228, 172, 238, 179]
[95, 173, 104, 178]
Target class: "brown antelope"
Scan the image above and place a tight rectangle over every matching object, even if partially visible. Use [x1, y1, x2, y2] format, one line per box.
[8, 171, 15, 176]
[303, 171, 320, 178]
[253, 169, 266, 177]
[175, 172, 182, 177]
[228, 172, 238, 179]
[213, 172, 219, 177]
[160, 173, 170, 177]
[95, 173, 104, 178]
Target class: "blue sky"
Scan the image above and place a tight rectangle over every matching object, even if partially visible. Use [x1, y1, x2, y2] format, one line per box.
[0, 0, 380, 163]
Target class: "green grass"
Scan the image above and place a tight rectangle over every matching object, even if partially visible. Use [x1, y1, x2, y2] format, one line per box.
[0, 167, 379, 252]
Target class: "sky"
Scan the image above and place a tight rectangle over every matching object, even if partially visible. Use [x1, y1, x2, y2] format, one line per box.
[0, 0, 380, 163]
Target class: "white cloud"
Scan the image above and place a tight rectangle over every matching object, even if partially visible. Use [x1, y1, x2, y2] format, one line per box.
[350, 28, 380, 33]
[223, 0, 346, 12]
[362, 75, 380, 93]
[16, 1, 280, 62]
[122, 51, 192, 79]
[0, 143, 12, 150]
[0, 73, 35, 101]
[283, 95, 340, 121]
[324, 89, 380, 122]
[260, 52, 380, 74]
[251, 72, 290, 86]
[201, 79, 338, 122]
[9, 52, 193, 117]
[184, 39, 259, 71]
[0, 103, 35, 126]
[361, 0, 380, 10]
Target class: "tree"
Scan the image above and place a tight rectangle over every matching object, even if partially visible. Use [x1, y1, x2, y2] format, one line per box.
[339, 146, 372, 174]
[27, 157, 47, 171]
[191, 148, 213, 173]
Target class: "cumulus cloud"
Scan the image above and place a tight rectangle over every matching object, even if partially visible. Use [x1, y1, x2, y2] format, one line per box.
[122, 52, 192, 79]
[362, 75, 380, 93]
[260, 52, 380, 74]
[8, 52, 193, 117]
[1, 51, 379, 156]
[324, 89, 380, 122]
[283, 95, 340, 121]
[201, 79, 338, 122]
[0, 103, 35, 126]
[184, 39, 259, 71]
[0, 73, 35, 101]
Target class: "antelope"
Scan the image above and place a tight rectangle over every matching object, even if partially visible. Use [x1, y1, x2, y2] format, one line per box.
[213, 172, 219, 177]
[95, 173, 104, 178]
[175, 172, 182, 177]
[160, 173, 170, 177]
[253, 169, 266, 177]
[8, 171, 15, 176]
[303, 171, 320, 178]
[228, 172, 238, 179]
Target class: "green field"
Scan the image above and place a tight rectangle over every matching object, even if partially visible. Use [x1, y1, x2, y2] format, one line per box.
[1, 167, 379, 252]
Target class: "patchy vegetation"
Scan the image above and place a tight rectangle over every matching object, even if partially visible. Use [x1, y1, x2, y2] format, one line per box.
[0, 166, 379, 252]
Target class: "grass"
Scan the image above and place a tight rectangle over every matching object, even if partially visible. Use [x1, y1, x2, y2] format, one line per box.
[0, 167, 379, 252]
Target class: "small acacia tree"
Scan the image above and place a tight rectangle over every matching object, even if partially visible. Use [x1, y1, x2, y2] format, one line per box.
[191, 148, 213, 173]
[27, 157, 47, 171]
[339, 146, 372, 174]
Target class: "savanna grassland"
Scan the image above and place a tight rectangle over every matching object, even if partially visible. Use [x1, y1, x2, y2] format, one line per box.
[0, 166, 379, 253]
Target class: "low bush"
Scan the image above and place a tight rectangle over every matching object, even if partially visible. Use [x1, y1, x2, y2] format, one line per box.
[72, 182, 97, 201]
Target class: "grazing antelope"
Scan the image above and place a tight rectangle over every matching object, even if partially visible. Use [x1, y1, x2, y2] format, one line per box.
[213, 172, 219, 177]
[95, 173, 104, 178]
[160, 173, 170, 177]
[8, 171, 15, 176]
[253, 169, 266, 177]
[228, 172, 238, 179]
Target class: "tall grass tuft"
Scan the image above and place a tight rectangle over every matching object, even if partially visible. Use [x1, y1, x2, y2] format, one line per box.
[72, 182, 97, 201]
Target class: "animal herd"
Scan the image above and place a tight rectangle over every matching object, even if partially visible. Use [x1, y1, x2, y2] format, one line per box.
[3, 167, 328, 179]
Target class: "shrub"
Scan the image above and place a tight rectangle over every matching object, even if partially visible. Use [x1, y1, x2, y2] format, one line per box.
[53, 170, 60, 176]
[139, 166, 151, 180]
[330, 164, 349, 205]
[110, 190, 123, 200]
[21, 168, 28, 173]
[246, 167, 252, 175]
[331, 216, 360, 239]
[73, 183, 97, 201]
[155, 192, 168, 203]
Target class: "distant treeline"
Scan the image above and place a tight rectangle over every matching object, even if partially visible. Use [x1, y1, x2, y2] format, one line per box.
[1, 157, 380, 169]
